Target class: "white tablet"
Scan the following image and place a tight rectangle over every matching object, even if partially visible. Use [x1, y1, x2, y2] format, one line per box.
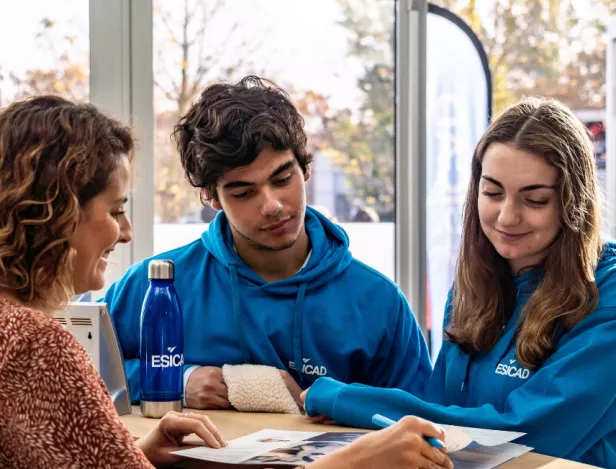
[55, 302, 132, 416]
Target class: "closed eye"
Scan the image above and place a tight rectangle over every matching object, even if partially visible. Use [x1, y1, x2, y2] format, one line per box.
[527, 199, 548, 206]
[482, 191, 502, 197]
[274, 175, 292, 185]
[232, 190, 253, 199]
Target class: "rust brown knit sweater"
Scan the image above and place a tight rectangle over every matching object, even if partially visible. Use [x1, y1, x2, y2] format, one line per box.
[0, 298, 152, 468]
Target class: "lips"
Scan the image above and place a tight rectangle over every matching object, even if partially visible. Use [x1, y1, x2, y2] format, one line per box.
[101, 250, 114, 259]
[262, 218, 291, 231]
[497, 230, 530, 240]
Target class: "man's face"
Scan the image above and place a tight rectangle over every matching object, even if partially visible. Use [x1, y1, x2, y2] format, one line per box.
[209, 147, 311, 252]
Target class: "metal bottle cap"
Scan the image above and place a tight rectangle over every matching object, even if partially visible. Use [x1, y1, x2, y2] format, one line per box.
[148, 260, 174, 280]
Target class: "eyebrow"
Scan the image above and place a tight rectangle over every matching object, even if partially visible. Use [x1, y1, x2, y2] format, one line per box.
[113, 197, 129, 204]
[481, 175, 556, 192]
[222, 159, 297, 190]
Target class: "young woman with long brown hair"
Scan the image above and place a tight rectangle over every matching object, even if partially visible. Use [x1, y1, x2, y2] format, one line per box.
[303, 97, 616, 468]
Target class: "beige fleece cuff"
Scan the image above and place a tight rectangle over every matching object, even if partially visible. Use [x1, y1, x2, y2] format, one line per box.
[222, 364, 300, 414]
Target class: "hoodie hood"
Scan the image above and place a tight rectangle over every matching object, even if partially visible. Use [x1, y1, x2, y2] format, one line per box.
[201, 206, 353, 294]
[200, 206, 353, 382]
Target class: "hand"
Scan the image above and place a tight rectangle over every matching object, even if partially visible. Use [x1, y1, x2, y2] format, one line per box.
[300, 387, 335, 424]
[136, 411, 228, 468]
[299, 387, 309, 407]
[279, 369, 304, 412]
[185, 366, 232, 409]
[306, 416, 453, 469]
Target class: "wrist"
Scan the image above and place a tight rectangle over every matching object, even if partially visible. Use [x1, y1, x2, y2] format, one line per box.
[134, 436, 152, 461]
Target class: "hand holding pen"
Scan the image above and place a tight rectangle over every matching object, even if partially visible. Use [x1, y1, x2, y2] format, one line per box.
[373, 414, 447, 448]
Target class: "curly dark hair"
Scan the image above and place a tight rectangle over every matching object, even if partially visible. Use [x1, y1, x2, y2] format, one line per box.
[173, 75, 313, 202]
[0, 95, 135, 310]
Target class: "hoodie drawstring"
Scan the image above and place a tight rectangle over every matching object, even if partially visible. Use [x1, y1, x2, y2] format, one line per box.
[229, 265, 251, 364]
[293, 283, 307, 387]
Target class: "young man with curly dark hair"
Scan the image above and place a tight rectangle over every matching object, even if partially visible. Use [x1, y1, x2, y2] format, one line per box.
[105, 76, 431, 410]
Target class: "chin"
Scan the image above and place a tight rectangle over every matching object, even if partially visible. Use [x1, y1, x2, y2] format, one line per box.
[265, 237, 298, 251]
[494, 246, 523, 261]
[86, 277, 106, 293]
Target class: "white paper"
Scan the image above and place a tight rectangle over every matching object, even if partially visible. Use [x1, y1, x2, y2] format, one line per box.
[442, 424, 526, 449]
[441, 425, 526, 449]
[171, 429, 324, 464]
[172, 426, 530, 468]
[449, 443, 533, 469]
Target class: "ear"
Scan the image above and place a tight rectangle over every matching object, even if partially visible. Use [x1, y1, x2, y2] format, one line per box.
[303, 164, 311, 183]
[202, 189, 223, 211]
[209, 198, 223, 211]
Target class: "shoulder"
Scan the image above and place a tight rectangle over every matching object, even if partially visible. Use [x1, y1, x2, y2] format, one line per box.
[0, 299, 96, 376]
[346, 258, 401, 291]
[112, 238, 206, 287]
[142, 239, 208, 275]
[340, 259, 407, 308]
[0, 299, 73, 353]
[151, 238, 206, 262]
[0, 299, 108, 411]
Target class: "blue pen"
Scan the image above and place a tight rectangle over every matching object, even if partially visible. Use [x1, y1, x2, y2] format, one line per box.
[372, 414, 446, 449]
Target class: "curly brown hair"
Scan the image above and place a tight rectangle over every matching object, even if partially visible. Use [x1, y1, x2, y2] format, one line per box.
[172, 75, 313, 203]
[0, 95, 135, 310]
[446, 97, 602, 369]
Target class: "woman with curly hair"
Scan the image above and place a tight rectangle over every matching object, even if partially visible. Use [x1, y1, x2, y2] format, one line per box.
[303, 98, 616, 468]
[0, 96, 227, 468]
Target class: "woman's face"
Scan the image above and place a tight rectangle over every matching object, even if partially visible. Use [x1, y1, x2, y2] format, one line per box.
[69, 156, 133, 293]
[478, 142, 560, 274]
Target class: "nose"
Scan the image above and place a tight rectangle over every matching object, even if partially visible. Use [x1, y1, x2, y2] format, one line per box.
[260, 188, 282, 217]
[117, 215, 133, 244]
[497, 197, 521, 228]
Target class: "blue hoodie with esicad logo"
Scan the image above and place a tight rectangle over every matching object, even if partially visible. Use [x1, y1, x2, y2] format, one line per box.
[306, 242, 616, 468]
[105, 207, 431, 404]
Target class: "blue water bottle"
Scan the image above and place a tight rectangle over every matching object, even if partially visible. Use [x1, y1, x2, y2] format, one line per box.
[140, 259, 184, 418]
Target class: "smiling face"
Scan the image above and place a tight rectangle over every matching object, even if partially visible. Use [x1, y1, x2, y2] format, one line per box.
[68, 156, 133, 293]
[209, 147, 311, 252]
[478, 142, 561, 274]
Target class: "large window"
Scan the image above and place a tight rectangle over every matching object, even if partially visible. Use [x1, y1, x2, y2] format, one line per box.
[432, 0, 613, 194]
[0, 1, 89, 105]
[152, 0, 396, 278]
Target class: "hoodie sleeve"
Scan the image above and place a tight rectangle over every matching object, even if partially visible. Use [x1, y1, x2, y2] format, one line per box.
[102, 262, 149, 404]
[363, 288, 432, 395]
[306, 307, 616, 461]
[419, 291, 453, 404]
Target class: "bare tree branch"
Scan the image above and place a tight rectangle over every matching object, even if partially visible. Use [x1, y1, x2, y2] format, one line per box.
[159, 11, 183, 47]
[154, 79, 179, 102]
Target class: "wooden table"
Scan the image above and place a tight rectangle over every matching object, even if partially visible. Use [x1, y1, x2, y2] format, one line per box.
[121, 406, 598, 468]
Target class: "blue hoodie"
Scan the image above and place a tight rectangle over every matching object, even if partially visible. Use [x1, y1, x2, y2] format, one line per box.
[306, 242, 616, 468]
[105, 207, 431, 404]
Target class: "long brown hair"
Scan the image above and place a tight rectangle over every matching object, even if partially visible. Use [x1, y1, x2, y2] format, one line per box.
[0, 95, 134, 311]
[446, 97, 602, 369]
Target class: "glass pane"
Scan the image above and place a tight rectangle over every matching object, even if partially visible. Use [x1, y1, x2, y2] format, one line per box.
[153, 0, 396, 278]
[0, 1, 89, 105]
